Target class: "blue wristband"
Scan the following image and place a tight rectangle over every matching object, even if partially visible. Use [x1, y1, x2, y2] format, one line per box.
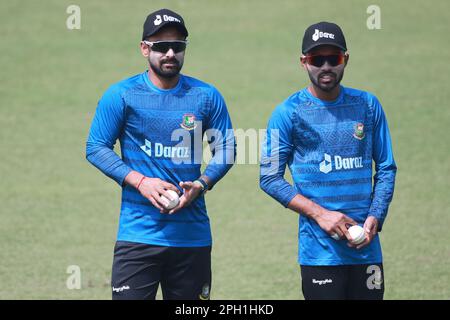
[193, 178, 209, 195]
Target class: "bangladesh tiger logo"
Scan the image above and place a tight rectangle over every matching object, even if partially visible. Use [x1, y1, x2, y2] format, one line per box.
[199, 283, 210, 300]
[180, 113, 197, 130]
[353, 122, 365, 140]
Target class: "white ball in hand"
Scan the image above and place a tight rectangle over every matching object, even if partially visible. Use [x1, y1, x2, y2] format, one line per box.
[348, 225, 366, 245]
[160, 190, 180, 210]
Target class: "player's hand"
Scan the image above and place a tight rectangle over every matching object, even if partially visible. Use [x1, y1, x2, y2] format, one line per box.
[167, 181, 203, 214]
[315, 209, 358, 242]
[348, 216, 379, 250]
[137, 177, 181, 213]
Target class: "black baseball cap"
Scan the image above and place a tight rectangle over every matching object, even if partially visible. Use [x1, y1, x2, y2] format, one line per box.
[142, 9, 188, 40]
[302, 21, 347, 54]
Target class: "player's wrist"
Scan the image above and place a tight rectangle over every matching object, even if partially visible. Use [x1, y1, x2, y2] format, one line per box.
[304, 201, 325, 221]
[124, 171, 146, 190]
[193, 178, 208, 196]
[136, 176, 147, 191]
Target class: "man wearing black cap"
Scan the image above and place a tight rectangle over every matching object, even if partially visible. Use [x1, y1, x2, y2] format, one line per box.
[260, 22, 396, 299]
[86, 9, 235, 299]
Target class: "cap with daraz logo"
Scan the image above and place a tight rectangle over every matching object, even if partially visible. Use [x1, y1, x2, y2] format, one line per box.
[142, 8, 188, 40]
[301, 21, 347, 54]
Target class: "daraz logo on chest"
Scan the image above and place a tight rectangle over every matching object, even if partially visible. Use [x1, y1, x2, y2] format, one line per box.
[140, 139, 190, 159]
[319, 153, 363, 174]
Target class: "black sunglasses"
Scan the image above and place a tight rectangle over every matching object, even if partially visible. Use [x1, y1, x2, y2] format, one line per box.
[304, 54, 345, 67]
[143, 40, 188, 54]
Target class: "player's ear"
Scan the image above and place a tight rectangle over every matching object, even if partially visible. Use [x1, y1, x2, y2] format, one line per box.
[140, 41, 150, 58]
[300, 55, 307, 70]
[344, 52, 349, 66]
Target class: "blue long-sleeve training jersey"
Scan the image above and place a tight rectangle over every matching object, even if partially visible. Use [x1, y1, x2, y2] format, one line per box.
[86, 71, 235, 247]
[260, 86, 396, 266]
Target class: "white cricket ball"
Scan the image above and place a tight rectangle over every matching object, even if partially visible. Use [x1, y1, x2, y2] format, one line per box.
[160, 190, 180, 210]
[348, 225, 366, 245]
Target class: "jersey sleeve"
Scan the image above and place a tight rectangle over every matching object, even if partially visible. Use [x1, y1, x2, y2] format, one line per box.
[85, 85, 132, 186]
[368, 96, 397, 229]
[202, 87, 236, 186]
[259, 102, 298, 207]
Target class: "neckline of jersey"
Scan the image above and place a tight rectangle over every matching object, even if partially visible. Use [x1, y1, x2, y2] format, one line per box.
[142, 71, 183, 94]
[303, 85, 345, 106]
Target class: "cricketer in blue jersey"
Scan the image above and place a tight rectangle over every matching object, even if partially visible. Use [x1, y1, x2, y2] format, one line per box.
[86, 9, 235, 300]
[260, 22, 396, 300]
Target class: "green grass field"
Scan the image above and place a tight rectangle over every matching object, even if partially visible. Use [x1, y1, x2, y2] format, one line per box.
[1, 0, 449, 299]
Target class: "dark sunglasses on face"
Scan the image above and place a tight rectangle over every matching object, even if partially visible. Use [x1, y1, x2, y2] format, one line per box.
[304, 53, 345, 67]
[143, 40, 188, 53]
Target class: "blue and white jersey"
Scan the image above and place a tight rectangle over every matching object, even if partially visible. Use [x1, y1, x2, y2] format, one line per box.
[86, 71, 235, 247]
[260, 86, 396, 265]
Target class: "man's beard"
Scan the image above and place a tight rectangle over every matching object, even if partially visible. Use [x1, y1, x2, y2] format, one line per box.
[149, 57, 183, 79]
[309, 70, 344, 92]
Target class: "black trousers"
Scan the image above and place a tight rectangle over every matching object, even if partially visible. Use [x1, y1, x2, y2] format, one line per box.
[111, 241, 212, 300]
[300, 263, 384, 300]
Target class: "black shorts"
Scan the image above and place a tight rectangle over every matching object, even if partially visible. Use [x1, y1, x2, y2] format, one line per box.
[300, 263, 384, 300]
[111, 241, 212, 300]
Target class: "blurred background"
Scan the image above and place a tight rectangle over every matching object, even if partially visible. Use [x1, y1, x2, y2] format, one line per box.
[0, 0, 449, 299]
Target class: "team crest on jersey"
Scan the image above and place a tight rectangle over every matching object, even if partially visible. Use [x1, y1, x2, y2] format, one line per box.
[199, 283, 210, 300]
[180, 113, 197, 130]
[353, 122, 365, 140]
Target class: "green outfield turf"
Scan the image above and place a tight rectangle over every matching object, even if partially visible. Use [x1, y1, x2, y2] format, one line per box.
[1, 0, 449, 299]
